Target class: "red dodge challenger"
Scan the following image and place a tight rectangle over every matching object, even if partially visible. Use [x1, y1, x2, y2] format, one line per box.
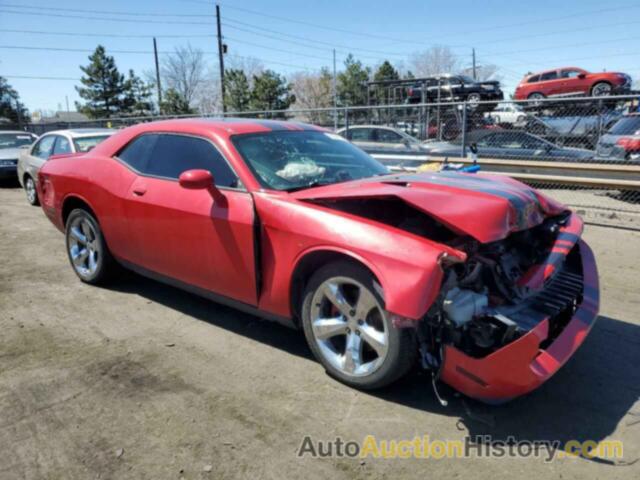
[37, 119, 599, 403]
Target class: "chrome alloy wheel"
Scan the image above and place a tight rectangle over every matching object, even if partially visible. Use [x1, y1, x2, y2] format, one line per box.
[25, 177, 37, 204]
[67, 217, 101, 278]
[309, 277, 389, 377]
[592, 83, 612, 96]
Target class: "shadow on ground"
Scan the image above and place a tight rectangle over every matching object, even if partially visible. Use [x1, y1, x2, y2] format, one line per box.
[109, 270, 639, 457]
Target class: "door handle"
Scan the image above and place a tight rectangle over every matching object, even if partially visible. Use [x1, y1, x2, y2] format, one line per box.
[133, 187, 147, 196]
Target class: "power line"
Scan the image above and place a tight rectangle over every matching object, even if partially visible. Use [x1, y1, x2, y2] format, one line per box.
[0, 45, 318, 72]
[0, 8, 212, 25]
[222, 19, 410, 59]
[0, 2, 214, 17]
[4, 74, 80, 81]
[0, 28, 216, 39]
[190, 0, 640, 46]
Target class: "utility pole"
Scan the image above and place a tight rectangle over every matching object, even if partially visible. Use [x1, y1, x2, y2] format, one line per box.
[216, 4, 226, 113]
[153, 37, 163, 113]
[15, 98, 22, 130]
[65, 95, 70, 116]
[332, 48, 338, 130]
[472, 48, 477, 80]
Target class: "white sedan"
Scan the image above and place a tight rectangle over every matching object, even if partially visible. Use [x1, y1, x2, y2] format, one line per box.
[18, 128, 114, 205]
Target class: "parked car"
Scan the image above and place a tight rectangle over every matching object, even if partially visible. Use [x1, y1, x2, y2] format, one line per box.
[18, 128, 114, 205]
[406, 74, 503, 106]
[336, 125, 425, 154]
[524, 112, 622, 150]
[514, 67, 632, 103]
[0, 131, 38, 180]
[422, 130, 594, 162]
[37, 118, 599, 403]
[484, 103, 527, 126]
[595, 113, 640, 163]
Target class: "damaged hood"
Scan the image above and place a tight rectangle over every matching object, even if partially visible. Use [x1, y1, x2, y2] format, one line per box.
[292, 172, 566, 243]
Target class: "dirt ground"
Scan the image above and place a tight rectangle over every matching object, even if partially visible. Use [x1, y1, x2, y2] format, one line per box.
[1, 182, 639, 480]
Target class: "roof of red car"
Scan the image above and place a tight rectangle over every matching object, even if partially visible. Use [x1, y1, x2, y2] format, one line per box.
[129, 117, 324, 137]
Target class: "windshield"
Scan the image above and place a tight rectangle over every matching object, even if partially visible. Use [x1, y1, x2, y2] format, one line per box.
[609, 117, 640, 136]
[0, 133, 36, 149]
[73, 135, 111, 153]
[232, 130, 388, 191]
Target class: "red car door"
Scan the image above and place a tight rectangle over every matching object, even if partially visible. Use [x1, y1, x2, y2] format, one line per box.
[559, 68, 590, 96]
[117, 133, 257, 306]
[538, 70, 562, 96]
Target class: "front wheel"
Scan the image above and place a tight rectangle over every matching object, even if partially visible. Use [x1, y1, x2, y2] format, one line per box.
[65, 209, 117, 284]
[591, 82, 612, 97]
[301, 261, 416, 390]
[24, 175, 39, 206]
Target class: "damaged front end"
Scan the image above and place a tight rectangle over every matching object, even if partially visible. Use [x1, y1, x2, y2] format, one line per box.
[419, 212, 599, 403]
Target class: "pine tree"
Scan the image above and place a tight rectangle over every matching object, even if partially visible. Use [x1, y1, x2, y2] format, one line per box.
[0, 76, 29, 125]
[122, 70, 154, 116]
[337, 54, 370, 120]
[249, 70, 295, 116]
[160, 88, 194, 115]
[75, 46, 127, 118]
[224, 69, 251, 112]
[372, 61, 400, 105]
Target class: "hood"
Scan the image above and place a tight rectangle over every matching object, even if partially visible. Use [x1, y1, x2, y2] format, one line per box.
[479, 80, 500, 87]
[292, 172, 566, 243]
[0, 147, 23, 160]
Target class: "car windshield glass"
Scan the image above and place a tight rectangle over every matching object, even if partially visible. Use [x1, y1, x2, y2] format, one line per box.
[0, 133, 35, 148]
[73, 135, 111, 153]
[232, 130, 388, 191]
[609, 117, 640, 136]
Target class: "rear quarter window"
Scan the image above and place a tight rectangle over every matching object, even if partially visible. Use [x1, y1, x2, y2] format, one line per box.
[527, 75, 540, 83]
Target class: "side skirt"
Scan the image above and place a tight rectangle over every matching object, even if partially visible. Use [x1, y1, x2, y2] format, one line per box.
[116, 258, 297, 329]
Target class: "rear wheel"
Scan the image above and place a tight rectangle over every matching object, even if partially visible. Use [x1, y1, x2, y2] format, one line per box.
[65, 209, 117, 284]
[301, 261, 416, 390]
[24, 175, 39, 206]
[528, 92, 545, 107]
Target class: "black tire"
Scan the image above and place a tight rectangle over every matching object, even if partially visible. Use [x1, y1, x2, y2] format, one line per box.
[301, 260, 417, 390]
[65, 208, 118, 285]
[24, 175, 39, 206]
[591, 81, 612, 97]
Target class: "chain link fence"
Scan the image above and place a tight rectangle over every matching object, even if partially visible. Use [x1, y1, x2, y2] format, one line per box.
[10, 94, 640, 229]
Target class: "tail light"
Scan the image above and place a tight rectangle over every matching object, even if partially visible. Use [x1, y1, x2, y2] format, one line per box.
[408, 87, 414, 96]
[616, 137, 640, 151]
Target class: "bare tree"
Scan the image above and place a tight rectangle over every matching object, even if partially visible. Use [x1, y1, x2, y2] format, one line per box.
[161, 44, 207, 107]
[409, 46, 461, 77]
[290, 68, 333, 124]
[225, 56, 264, 88]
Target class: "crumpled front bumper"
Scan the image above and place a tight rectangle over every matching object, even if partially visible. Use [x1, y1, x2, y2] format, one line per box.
[439, 237, 599, 404]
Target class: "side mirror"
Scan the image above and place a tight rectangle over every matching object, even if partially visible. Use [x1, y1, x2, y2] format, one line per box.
[179, 169, 214, 190]
[577, 73, 586, 79]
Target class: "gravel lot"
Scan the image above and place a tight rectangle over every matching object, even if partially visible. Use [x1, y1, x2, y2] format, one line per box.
[1, 182, 639, 480]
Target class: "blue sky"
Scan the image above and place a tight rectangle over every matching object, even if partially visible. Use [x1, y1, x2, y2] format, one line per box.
[1, 0, 639, 112]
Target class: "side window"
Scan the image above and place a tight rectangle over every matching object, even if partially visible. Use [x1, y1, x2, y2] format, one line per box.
[145, 135, 238, 188]
[376, 129, 403, 143]
[527, 75, 540, 83]
[53, 136, 72, 155]
[32, 136, 56, 159]
[476, 134, 496, 148]
[349, 128, 374, 141]
[117, 134, 160, 172]
[540, 71, 559, 81]
[561, 70, 580, 78]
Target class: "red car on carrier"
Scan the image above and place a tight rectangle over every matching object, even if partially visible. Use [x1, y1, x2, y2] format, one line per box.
[515, 67, 632, 102]
[37, 119, 599, 403]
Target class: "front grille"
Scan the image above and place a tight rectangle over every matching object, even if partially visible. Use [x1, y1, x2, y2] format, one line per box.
[530, 270, 583, 317]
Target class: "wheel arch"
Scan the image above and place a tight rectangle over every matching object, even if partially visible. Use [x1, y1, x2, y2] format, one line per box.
[289, 248, 384, 326]
[591, 80, 612, 93]
[61, 194, 98, 227]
